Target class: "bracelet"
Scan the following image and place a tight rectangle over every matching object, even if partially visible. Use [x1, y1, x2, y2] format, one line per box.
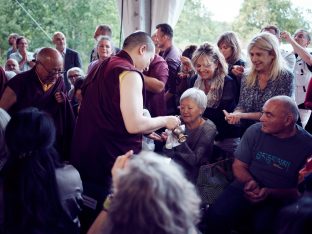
[103, 194, 114, 211]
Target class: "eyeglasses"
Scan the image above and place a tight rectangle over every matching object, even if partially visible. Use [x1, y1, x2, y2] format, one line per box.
[295, 33, 307, 39]
[68, 74, 82, 79]
[37, 60, 65, 78]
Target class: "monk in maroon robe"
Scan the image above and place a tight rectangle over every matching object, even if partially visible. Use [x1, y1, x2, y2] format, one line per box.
[70, 32, 180, 231]
[0, 48, 75, 161]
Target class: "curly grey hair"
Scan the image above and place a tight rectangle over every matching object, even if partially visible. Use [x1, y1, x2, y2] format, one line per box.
[105, 151, 201, 234]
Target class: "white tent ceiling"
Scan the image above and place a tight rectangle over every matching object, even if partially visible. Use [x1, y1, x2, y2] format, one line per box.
[116, 0, 185, 38]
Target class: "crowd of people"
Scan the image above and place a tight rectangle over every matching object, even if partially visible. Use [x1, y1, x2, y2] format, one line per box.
[0, 23, 312, 234]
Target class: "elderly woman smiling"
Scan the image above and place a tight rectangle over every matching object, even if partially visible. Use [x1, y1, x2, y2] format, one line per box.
[163, 88, 217, 183]
[87, 35, 115, 73]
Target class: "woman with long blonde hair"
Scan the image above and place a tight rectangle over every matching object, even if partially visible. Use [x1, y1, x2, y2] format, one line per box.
[191, 42, 240, 154]
[225, 32, 294, 132]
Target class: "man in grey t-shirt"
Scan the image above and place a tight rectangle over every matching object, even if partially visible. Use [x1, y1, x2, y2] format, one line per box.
[205, 95, 312, 234]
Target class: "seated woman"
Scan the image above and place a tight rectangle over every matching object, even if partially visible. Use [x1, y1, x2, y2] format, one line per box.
[0, 108, 83, 233]
[191, 43, 241, 155]
[217, 31, 245, 101]
[87, 150, 201, 234]
[225, 32, 294, 133]
[87, 35, 115, 73]
[163, 87, 217, 183]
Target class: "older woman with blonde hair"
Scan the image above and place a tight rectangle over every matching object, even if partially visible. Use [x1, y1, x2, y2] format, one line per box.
[225, 32, 294, 132]
[190, 42, 240, 155]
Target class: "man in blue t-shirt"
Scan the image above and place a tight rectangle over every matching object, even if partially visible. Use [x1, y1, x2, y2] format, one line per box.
[205, 95, 312, 234]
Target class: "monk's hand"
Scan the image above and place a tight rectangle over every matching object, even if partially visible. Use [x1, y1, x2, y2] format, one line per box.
[55, 91, 65, 103]
[165, 116, 181, 130]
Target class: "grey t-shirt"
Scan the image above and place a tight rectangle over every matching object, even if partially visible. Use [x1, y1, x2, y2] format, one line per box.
[235, 123, 312, 188]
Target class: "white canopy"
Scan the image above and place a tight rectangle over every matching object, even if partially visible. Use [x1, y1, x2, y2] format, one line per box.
[116, 0, 185, 38]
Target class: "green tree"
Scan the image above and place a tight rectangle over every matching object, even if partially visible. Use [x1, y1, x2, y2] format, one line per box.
[233, 0, 312, 41]
[175, 0, 232, 49]
[0, 0, 121, 69]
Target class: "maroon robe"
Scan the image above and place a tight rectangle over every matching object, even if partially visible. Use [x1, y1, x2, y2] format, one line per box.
[6, 68, 75, 160]
[143, 54, 168, 117]
[71, 51, 144, 185]
[0, 67, 7, 99]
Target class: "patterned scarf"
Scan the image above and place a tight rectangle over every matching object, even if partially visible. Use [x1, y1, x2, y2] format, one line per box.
[194, 75, 225, 108]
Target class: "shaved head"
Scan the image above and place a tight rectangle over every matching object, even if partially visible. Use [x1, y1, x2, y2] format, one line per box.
[52, 32, 66, 52]
[37, 47, 63, 65]
[36, 48, 64, 83]
[267, 95, 299, 122]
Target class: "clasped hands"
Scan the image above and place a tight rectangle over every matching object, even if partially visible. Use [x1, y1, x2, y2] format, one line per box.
[244, 180, 269, 203]
[55, 91, 66, 103]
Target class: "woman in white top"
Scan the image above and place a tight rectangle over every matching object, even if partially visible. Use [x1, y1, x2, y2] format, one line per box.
[9, 36, 35, 72]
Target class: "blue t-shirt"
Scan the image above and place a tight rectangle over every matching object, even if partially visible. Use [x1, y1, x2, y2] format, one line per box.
[235, 123, 312, 188]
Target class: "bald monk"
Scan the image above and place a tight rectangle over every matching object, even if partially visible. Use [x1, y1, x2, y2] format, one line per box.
[0, 47, 75, 160]
[70, 32, 180, 231]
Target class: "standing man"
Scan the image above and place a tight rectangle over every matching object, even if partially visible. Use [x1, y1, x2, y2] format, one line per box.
[155, 23, 181, 115]
[71, 31, 180, 231]
[143, 54, 168, 118]
[281, 29, 312, 127]
[205, 95, 312, 234]
[52, 31, 82, 92]
[0, 48, 75, 161]
[6, 33, 19, 59]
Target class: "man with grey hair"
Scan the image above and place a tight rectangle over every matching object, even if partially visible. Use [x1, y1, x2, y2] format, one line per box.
[5, 58, 20, 74]
[205, 95, 312, 234]
[52, 31, 82, 91]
